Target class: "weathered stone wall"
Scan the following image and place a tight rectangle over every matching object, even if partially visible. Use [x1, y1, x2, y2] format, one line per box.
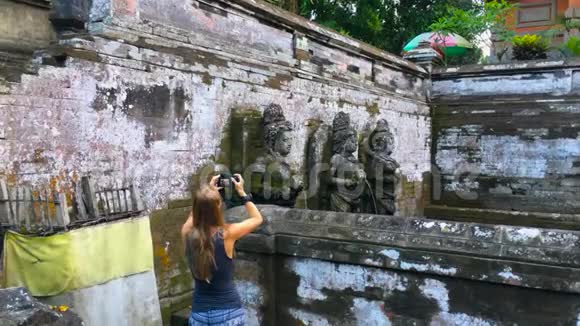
[277, 257, 579, 325]
[1, 5, 431, 320]
[228, 206, 580, 294]
[149, 200, 193, 323]
[0, 1, 430, 323]
[7, 2, 580, 326]
[0, 0, 430, 215]
[431, 60, 580, 216]
[178, 252, 580, 325]
[223, 205, 580, 325]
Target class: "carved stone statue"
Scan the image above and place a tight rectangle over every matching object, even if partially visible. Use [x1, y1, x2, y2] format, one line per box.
[329, 112, 366, 212]
[365, 119, 400, 214]
[250, 104, 303, 206]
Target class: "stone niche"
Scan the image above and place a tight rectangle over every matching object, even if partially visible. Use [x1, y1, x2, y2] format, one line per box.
[214, 104, 304, 208]
[216, 106, 266, 176]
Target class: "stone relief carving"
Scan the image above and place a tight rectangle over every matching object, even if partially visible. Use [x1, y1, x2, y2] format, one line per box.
[215, 106, 399, 214]
[250, 104, 303, 206]
[328, 112, 366, 213]
[364, 119, 400, 215]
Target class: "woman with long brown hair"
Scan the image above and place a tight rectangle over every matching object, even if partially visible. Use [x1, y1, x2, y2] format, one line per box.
[181, 174, 263, 326]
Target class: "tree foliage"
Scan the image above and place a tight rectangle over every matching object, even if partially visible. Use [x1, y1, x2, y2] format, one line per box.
[266, 0, 515, 64]
[265, 0, 476, 54]
[428, 0, 515, 63]
[429, 0, 515, 44]
[561, 36, 580, 57]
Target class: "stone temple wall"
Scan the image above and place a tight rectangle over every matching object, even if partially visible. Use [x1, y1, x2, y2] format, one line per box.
[224, 205, 580, 325]
[2, 1, 580, 326]
[0, 0, 430, 323]
[431, 61, 580, 217]
[0, 0, 431, 215]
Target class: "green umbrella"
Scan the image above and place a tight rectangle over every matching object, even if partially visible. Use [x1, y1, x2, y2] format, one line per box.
[403, 32, 474, 56]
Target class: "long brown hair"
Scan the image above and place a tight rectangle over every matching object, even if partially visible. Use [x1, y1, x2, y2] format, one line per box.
[188, 186, 225, 281]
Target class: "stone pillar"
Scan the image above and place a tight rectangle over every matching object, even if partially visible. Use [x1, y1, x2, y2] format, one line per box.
[403, 41, 443, 73]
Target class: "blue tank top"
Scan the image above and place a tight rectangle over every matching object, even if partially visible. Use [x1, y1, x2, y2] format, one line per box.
[186, 230, 242, 312]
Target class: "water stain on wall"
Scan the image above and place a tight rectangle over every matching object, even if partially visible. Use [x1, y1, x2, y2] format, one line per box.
[94, 85, 191, 147]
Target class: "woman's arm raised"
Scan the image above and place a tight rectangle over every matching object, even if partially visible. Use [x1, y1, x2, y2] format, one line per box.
[226, 174, 263, 241]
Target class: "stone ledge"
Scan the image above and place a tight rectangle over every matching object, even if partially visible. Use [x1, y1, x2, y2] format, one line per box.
[432, 58, 580, 78]
[221, 0, 426, 76]
[47, 35, 430, 109]
[425, 205, 580, 231]
[226, 205, 580, 293]
[86, 1, 429, 89]
[431, 94, 580, 105]
[431, 70, 580, 101]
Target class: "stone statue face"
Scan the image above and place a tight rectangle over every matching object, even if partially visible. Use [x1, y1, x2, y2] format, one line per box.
[274, 130, 292, 156]
[344, 130, 357, 154]
[371, 131, 388, 152]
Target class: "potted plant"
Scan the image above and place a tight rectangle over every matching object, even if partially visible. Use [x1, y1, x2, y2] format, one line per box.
[511, 34, 550, 60]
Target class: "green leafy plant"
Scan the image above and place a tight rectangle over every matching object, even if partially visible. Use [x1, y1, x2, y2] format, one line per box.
[537, 16, 580, 58]
[511, 34, 550, 60]
[429, 0, 516, 64]
[561, 36, 580, 57]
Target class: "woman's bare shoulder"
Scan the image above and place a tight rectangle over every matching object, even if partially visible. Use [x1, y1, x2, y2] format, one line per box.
[223, 224, 235, 239]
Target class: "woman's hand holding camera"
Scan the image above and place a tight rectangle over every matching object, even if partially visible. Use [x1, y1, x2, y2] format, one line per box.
[231, 174, 246, 197]
[209, 173, 246, 197]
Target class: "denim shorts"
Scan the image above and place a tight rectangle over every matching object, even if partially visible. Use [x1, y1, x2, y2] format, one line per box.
[189, 307, 245, 326]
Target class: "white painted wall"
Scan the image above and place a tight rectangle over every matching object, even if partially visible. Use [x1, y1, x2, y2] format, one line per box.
[41, 271, 162, 326]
